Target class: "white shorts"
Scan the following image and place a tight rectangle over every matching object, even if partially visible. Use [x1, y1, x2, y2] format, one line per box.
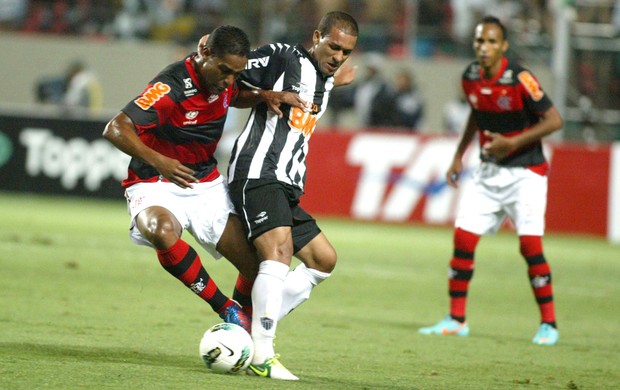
[455, 162, 547, 236]
[124, 176, 235, 259]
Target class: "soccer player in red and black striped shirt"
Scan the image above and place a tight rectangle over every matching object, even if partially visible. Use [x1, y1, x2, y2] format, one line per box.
[103, 26, 306, 335]
[419, 16, 563, 345]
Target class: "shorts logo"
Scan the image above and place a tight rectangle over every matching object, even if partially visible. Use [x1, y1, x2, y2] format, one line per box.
[254, 211, 268, 224]
[134, 82, 171, 110]
[260, 317, 274, 330]
[190, 278, 206, 294]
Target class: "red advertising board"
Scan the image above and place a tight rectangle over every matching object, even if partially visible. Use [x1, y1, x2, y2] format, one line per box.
[301, 130, 619, 242]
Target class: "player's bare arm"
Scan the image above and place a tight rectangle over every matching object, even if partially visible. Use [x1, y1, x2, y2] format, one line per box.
[103, 112, 198, 188]
[233, 88, 310, 118]
[447, 113, 478, 188]
[482, 106, 563, 160]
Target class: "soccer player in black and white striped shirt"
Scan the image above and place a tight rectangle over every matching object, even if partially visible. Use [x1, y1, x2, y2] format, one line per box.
[226, 11, 359, 380]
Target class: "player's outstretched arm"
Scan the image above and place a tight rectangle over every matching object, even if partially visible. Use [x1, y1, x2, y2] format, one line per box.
[233, 89, 310, 118]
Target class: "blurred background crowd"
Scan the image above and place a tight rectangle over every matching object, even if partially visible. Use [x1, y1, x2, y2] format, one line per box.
[1, 0, 619, 141]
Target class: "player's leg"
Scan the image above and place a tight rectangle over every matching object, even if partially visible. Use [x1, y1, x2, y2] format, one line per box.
[250, 227, 293, 356]
[278, 211, 336, 320]
[512, 171, 558, 345]
[448, 227, 480, 323]
[215, 212, 258, 314]
[135, 205, 235, 316]
[227, 179, 298, 379]
[418, 227, 479, 336]
[249, 226, 298, 380]
[128, 181, 244, 325]
[519, 235, 558, 345]
[420, 166, 500, 336]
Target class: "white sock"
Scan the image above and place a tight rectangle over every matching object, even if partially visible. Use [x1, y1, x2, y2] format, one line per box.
[251, 260, 289, 363]
[278, 263, 331, 320]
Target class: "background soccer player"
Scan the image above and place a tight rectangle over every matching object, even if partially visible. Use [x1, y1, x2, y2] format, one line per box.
[418, 15, 563, 345]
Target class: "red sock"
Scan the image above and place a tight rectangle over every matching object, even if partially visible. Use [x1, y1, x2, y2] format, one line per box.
[449, 228, 480, 322]
[232, 273, 253, 316]
[156, 239, 232, 314]
[520, 235, 556, 326]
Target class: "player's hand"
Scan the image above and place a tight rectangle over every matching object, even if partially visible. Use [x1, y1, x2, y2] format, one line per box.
[153, 155, 198, 189]
[262, 90, 311, 118]
[482, 130, 515, 161]
[446, 158, 463, 188]
[333, 64, 358, 87]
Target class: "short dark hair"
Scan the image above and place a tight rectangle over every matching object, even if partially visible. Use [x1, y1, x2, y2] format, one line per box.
[318, 11, 359, 37]
[206, 25, 250, 58]
[480, 15, 507, 40]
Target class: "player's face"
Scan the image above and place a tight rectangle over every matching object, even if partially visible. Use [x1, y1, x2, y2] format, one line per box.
[311, 26, 357, 76]
[473, 23, 508, 76]
[197, 53, 247, 94]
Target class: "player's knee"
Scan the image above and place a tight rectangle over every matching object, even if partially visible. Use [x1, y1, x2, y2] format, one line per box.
[318, 248, 337, 273]
[143, 220, 179, 250]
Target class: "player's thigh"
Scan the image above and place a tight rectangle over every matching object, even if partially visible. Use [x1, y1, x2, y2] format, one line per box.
[188, 178, 239, 260]
[295, 232, 337, 273]
[229, 179, 294, 240]
[252, 226, 295, 264]
[216, 213, 259, 280]
[510, 172, 547, 236]
[125, 182, 187, 248]
[455, 182, 504, 235]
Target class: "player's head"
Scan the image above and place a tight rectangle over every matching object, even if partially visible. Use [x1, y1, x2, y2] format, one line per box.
[473, 15, 509, 75]
[310, 12, 358, 77]
[195, 25, 250, 94]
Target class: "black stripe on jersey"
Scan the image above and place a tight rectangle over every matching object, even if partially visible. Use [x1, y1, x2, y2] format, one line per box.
[472, 110, 533, 134]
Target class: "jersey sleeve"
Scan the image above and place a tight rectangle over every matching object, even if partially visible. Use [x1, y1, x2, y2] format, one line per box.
[517, 69, 553, 114]
[121, 73, 181, 128]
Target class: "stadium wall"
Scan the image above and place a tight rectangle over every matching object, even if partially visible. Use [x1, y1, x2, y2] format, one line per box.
[0, 114, 617, 243]
[0, 33, 553, 133]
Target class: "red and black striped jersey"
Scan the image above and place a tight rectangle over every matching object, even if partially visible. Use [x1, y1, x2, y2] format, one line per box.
[462, 56, 553, 173]
[120, 54, 238, 187]
[227, 43, 334, 195]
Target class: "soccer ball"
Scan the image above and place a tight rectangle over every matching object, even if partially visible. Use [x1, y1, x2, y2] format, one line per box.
[199, 323, 254, 374]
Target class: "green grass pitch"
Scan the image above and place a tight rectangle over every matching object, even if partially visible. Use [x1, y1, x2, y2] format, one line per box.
[1, 192, 619, 389]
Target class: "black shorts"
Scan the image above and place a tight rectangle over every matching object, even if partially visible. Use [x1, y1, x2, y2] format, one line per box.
[228, 179, 320, 253]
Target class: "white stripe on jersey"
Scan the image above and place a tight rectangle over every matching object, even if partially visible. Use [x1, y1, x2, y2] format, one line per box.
[274, 57, 318, 188]
[246, 73, 285, 179]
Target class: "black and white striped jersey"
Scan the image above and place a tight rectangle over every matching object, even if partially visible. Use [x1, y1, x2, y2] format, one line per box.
[227, 43, 335, 194]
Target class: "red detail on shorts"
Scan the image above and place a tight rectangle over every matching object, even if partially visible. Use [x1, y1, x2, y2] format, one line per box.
[527, 162, 549, 176]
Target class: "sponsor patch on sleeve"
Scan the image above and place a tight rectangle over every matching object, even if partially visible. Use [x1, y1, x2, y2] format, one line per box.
[517, 71, 544, 101]
[134, 82, 171, 110]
